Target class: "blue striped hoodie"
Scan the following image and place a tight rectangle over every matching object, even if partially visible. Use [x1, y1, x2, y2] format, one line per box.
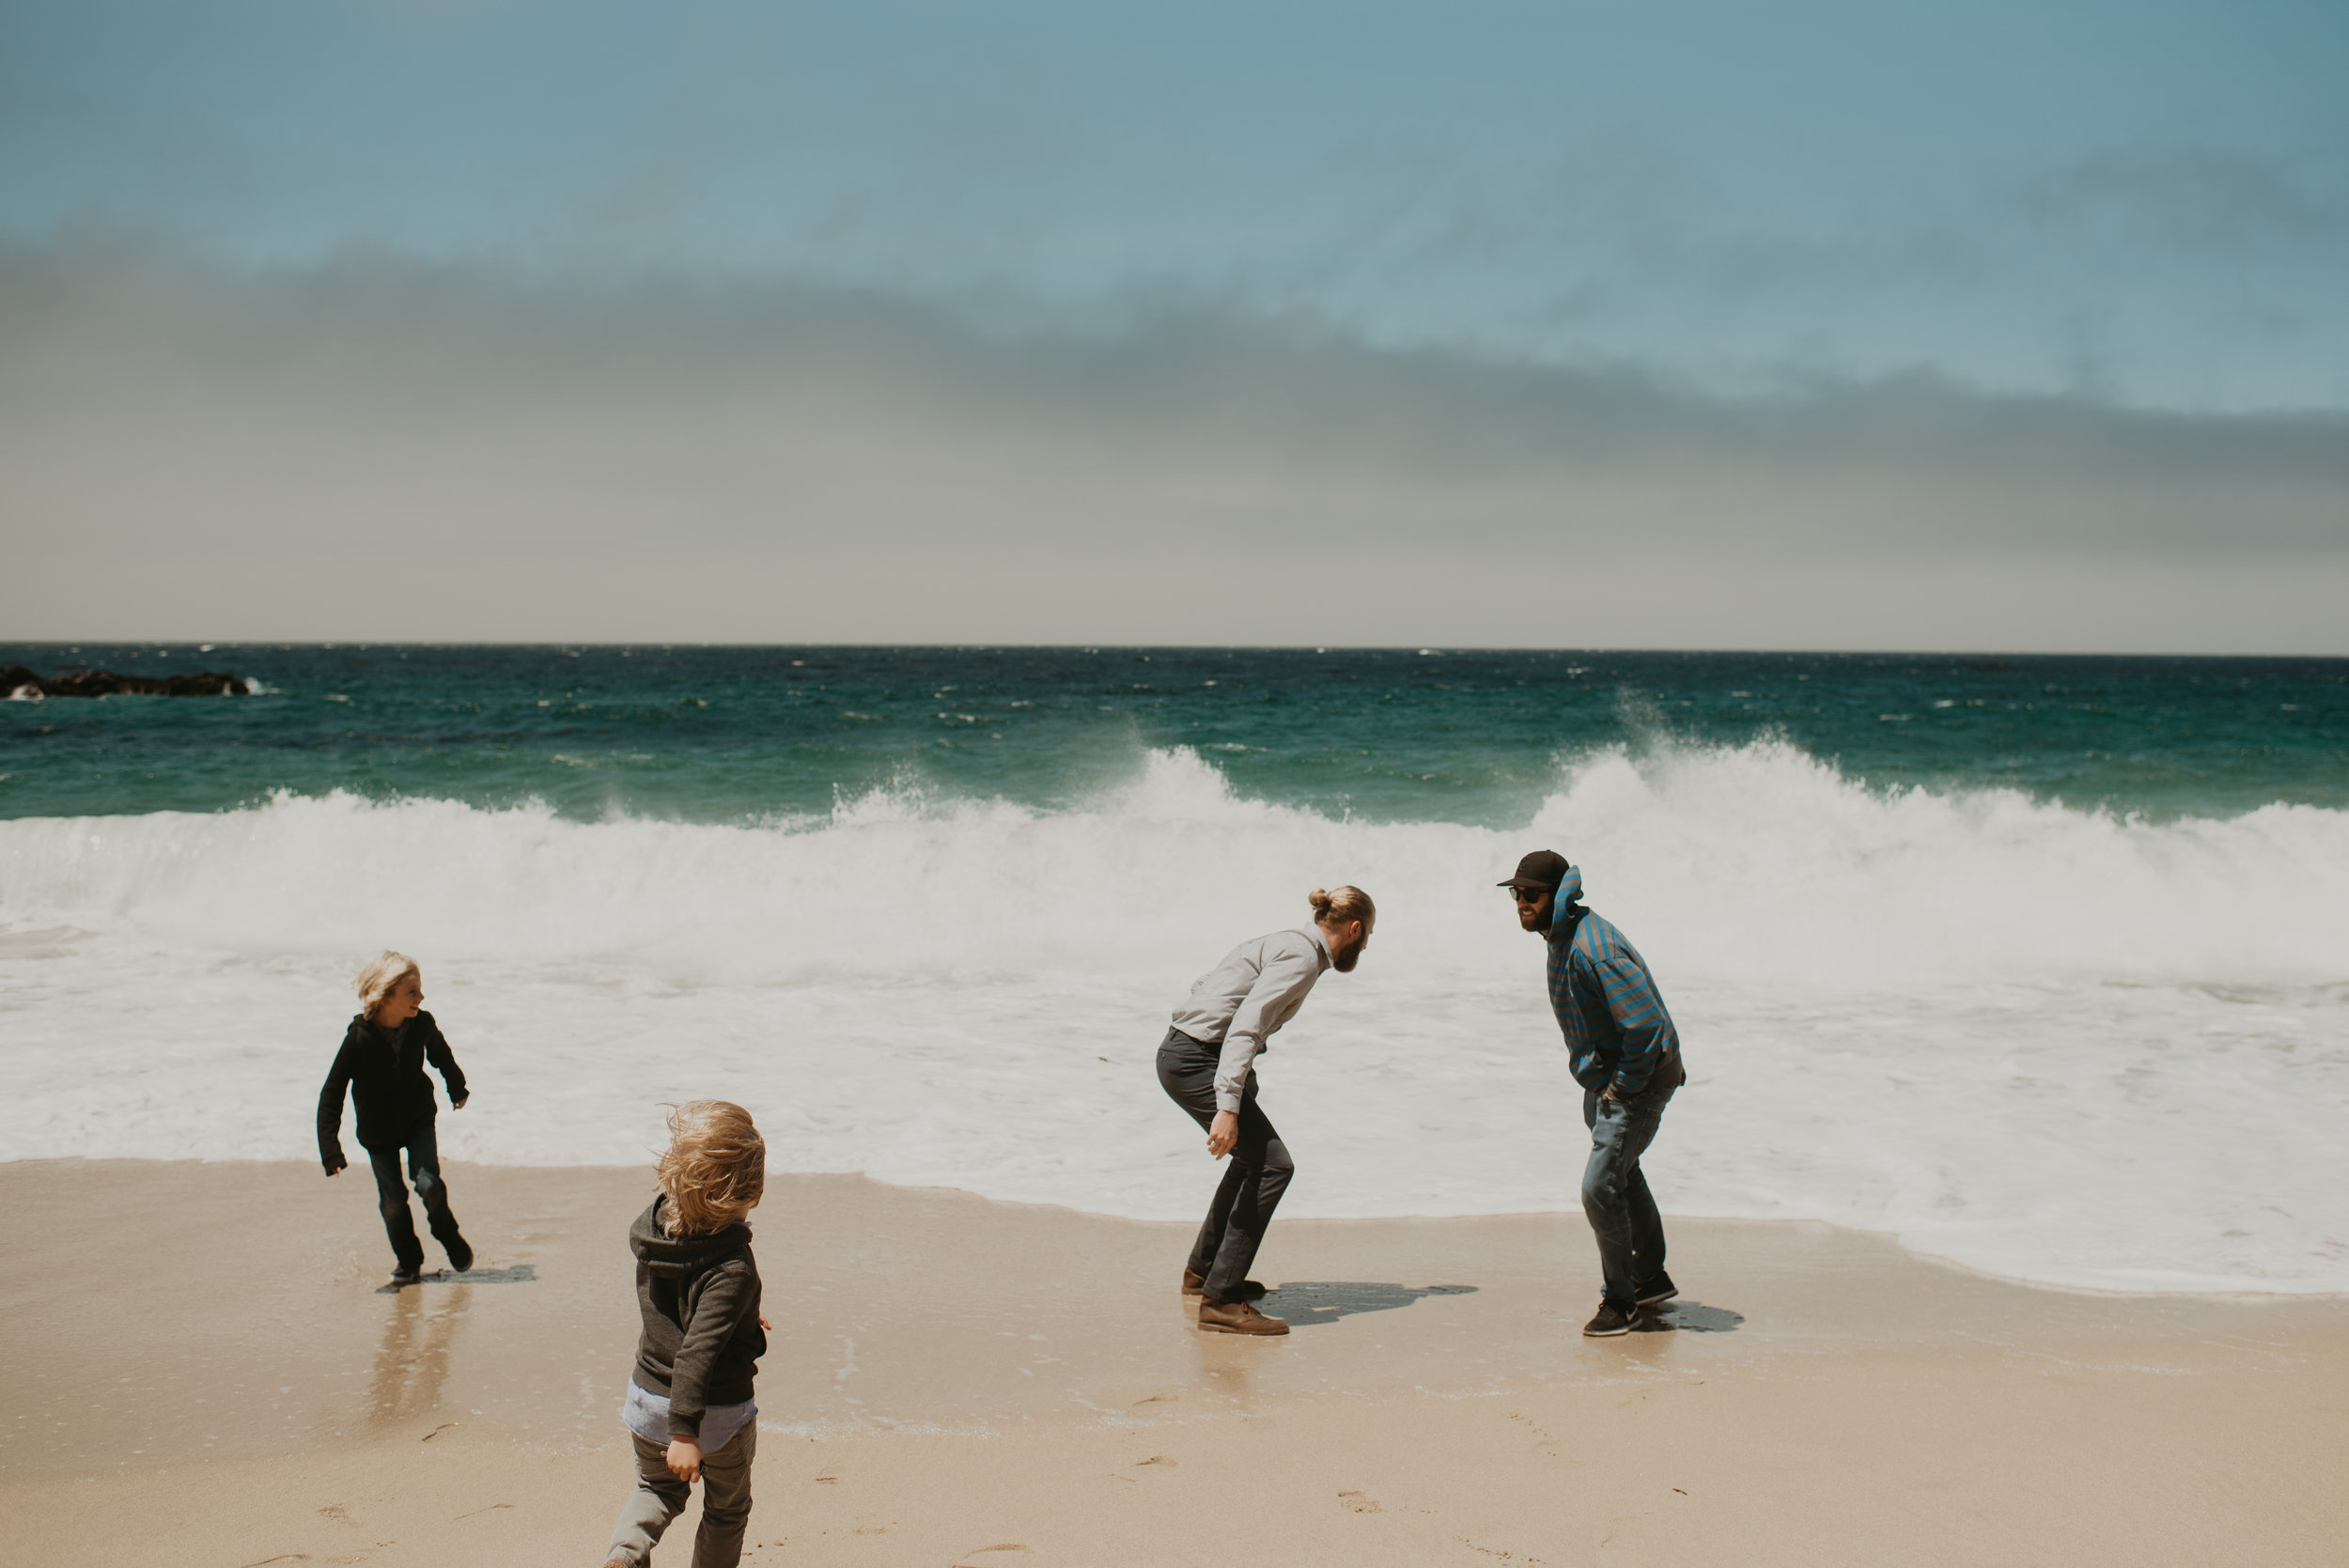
[1543, 866, 1681, 1096]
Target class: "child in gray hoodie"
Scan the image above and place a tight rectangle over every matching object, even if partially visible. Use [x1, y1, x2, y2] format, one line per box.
[602, 1101, 770, 1568]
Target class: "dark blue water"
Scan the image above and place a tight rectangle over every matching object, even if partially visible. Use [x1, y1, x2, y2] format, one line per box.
[5, 644, 2344, 825]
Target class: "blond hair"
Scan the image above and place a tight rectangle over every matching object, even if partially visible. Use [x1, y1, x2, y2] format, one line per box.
[657, 1100, 767, 1237]
[352, 951, 421, 1017]
[1307, 885, 1376, 926]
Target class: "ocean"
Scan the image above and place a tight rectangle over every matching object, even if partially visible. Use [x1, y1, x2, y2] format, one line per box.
[4, 644, 2345, 1295]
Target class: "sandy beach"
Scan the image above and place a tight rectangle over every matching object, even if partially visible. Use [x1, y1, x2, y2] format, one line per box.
[0, 1158, 2341, 1567]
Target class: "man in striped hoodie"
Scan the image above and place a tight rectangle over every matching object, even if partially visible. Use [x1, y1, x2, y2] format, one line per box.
[1503, 850, 1688, 1337]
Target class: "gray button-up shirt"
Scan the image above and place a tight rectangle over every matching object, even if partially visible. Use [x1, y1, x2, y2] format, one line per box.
[1169, 926, 1334, 1112]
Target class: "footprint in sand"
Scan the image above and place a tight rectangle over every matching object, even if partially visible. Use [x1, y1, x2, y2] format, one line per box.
[1130, 1455, 1176, 1468]
[1338, 1489, 1384, 1514]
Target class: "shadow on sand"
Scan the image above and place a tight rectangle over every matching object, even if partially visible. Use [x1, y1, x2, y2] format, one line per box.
[1644, 1299, 1743, 1333]
[1258, 1281, 1478, 1327]
[375, 1263, 537, 1295]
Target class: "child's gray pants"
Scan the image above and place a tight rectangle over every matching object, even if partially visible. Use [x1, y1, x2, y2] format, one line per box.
[605, 1424, 755, 1567]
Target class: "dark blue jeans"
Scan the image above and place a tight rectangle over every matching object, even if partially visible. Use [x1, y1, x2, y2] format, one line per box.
[1157, 1028, 1294, 1303]
[1580, 1079, 1676, 1310]
[366, 1119, 466, 1274]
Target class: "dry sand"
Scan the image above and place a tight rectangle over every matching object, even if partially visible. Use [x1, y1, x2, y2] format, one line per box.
[2, 1159, 2341, 1567]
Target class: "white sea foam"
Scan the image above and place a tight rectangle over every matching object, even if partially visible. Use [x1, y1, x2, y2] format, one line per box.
[3, 742, 2344, 1295]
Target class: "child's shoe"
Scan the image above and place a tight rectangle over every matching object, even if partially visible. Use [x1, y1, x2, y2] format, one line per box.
[445, 1237, 474, 1273]
[389, 1265, 424, 1286]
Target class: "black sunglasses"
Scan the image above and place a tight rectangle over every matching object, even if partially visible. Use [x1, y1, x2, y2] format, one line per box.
[1508, 885, 1550, 904]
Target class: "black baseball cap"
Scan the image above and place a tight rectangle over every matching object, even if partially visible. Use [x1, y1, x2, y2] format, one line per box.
[1498, 849, 1570, 891]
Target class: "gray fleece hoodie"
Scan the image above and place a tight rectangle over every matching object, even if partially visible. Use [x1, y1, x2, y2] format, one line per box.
[628, 1196, 767, 1439]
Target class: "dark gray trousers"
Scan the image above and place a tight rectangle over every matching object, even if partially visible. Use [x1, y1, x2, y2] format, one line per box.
[605, 1424, 756, 1568]
[1157, 1027, 1293, 1302]
[366, 1118, 466, 1274]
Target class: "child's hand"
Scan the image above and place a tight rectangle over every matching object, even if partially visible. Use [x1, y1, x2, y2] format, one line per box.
[452, 1094, 469, 1110]
[759, 1315, 772, 1331]
[665, 1436, 702, 1483]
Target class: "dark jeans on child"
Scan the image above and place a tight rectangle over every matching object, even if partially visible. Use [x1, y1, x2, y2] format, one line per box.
[1156, 1026, 1294, 1303]
[366, 1118, 466, 1274]
[607, 1424, 757, 1568]
[1579, 1074, 1677, 1310]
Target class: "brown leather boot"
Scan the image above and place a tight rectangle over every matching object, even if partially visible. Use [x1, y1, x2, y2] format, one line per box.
[1182, 1270, 1268, 1300]
[1197, 1297, 1288, 1335]
[1183, 1268, 1206, 1296]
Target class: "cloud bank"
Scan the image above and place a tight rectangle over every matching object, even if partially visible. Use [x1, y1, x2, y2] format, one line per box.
[4, 245, 2344, 650]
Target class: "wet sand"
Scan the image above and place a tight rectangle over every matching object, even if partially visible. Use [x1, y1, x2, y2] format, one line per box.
[4, 1159, 2343, 1566]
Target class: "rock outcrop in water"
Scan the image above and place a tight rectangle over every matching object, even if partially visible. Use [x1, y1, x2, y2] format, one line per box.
[3, 664, 252, 699]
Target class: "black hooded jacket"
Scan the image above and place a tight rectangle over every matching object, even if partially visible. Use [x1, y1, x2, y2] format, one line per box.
[629, 1196, 766, 1439]
[317, 1011, 468, 1172]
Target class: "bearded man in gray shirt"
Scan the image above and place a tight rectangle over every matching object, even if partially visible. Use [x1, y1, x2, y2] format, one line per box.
[1157, 885, 1377, 1336]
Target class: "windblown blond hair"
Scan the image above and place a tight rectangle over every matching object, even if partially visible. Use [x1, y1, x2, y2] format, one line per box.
[1307, 885, 1376, 927]
[657, 1100, 767, 1237]
[352, 951, 421, 1017]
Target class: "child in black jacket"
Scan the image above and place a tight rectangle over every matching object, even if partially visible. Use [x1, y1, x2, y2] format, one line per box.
[604, 1100, 770, 1568]
[318, 951, 474, 1284]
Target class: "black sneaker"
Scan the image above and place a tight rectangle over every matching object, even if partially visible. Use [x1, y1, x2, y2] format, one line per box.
[1582, 1300, 1636, 1337]
[1634, 1270, 1677, 1306]
[389, 1265, 424, 1286]
[445, 1238, 474, 1274]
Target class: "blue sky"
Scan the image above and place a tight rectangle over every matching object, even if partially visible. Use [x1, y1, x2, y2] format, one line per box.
[6, 0, 2344, 409]
[2, 2, 2345, 647]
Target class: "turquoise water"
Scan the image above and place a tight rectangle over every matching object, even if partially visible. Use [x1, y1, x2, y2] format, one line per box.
[7, 644, 2348, 1291]
[4, 644, 2344, 824]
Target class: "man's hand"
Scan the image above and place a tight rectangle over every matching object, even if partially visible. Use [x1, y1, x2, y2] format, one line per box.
[1207, 1110, 1238, 1159]
[665, 1436, 702, 1483]
[452, 1094, 468, 1110]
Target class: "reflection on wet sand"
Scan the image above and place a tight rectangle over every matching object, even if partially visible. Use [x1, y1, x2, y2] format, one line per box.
[1188, 1314, 1264, 1403]
[367, 1282, 470, 1429]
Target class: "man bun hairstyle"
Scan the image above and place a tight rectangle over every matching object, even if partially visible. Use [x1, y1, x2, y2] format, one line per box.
[657, 1099, 767, 1237]
[352, 951, 421, 1017]
[1307, 885, 1376, 926]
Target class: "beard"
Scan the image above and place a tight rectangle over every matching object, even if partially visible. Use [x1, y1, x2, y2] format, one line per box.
[1330, 937, 1364, 972]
